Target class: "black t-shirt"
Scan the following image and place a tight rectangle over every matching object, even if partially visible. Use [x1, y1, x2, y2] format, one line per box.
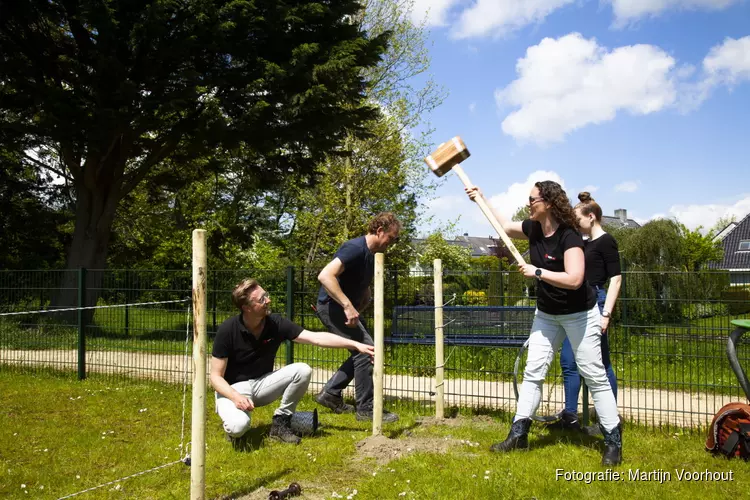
[584, 233, 621, 287]
[317, 236, 373, 311]
[211, 313, 303, 384]
[522, 219, 596, 315]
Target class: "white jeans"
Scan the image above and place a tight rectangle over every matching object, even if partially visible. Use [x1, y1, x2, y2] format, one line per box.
[215, 362, 312, 438]
[515, 306, 620, 432]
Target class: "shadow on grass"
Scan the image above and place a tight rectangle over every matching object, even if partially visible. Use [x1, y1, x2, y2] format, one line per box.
[214, 467, 294, 500]
[531, 426, 603, 452]
[229, 424, 273, 452]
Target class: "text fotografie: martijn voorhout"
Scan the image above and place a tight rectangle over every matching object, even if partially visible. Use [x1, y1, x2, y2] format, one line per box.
[556, 468, 734, 484]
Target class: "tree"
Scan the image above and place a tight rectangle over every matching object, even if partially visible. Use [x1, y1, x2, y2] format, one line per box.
[709, 215, 738, 238]
[1, 0, 388, 305]
[281, 114, 422, 269]
[416, 232, 471, 271]
[610, 219, 682, 269]
[678, 224, 724, 272]
[279, 0, 445, 267]
[0, 144, 67, 269]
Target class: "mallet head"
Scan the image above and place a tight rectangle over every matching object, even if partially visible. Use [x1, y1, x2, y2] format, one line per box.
[425, 136, 470, 177]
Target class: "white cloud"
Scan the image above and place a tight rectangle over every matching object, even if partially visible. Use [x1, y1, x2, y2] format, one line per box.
[609, 0, 741, 25]
[614, 181, 640, 193]
[496, 33, 679, 144]
[580, 185, 600, 194]
[680, 35, 750, 111]
[410, 0, 461, 27]
[666, 196, 750, 231]
[418, 1, 743, 37]
[703, 35, 750, 86]
[469, 102, 477, 113]
[452, 0, 575, 39]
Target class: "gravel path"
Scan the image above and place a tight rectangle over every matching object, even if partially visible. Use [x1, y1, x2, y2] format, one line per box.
[1, 348, 731, 428]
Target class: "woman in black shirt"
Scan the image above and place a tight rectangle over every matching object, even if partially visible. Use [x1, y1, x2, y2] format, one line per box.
[466, 181, 622, 465]
[557, 193, 622, 432]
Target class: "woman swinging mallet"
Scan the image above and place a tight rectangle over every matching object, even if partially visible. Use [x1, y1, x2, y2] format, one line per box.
[466, 181, 622, 465]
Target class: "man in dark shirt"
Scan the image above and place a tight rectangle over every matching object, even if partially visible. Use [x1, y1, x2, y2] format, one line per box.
[315, 212, 401, 422]
[211, 278, 375, 445]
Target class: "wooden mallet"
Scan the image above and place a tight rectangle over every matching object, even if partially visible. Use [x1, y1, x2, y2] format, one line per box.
[425, 137, 526, 266]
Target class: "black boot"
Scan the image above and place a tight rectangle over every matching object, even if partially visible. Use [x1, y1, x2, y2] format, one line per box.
[269, 415, 301, 445]
[315, 390, 355, 414]
[545, 410, 581, 432]
[490, 418, 532, 452]
[585, 415, 622, 436]
[600, 422, 623, 465]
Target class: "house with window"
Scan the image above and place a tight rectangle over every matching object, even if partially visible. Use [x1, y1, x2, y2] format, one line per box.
[708, 212, 750, 287]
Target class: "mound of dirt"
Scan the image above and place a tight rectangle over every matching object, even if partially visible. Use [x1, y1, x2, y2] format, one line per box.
[415, 415, 496, 427]
[355, 434, 460, 465]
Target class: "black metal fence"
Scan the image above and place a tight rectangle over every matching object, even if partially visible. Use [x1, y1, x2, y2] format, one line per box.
[1, 266, 749, 430]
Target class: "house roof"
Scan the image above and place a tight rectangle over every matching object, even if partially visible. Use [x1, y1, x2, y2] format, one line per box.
[601, 215, 641, 229]
[713, 222, 738, 242]
[708, 212, 750, 270]
[412, 234, 532, 260]
[411, 235, 501, 257]
[453, 234, 502, 257]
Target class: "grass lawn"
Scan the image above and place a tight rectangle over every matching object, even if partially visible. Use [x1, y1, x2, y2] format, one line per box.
[1, 369, 749, 499]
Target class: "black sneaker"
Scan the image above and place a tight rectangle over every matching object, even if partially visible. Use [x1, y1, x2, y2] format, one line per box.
[269, 415, 301, 445]
[355, 409, 399, 423]
[315, 390, 355, 414]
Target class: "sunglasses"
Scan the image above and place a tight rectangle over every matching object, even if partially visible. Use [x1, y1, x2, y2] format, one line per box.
[251, 291, 270, 304]
[528, 196, 544, 205]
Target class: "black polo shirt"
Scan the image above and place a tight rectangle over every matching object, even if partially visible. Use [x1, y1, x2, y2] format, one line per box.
[212, 313, 303, 385]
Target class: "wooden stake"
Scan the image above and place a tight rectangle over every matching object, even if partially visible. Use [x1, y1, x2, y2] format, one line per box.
[434, 259, 444, 419]
[372, 252, 384, 436]
[191, 229, 207, 500]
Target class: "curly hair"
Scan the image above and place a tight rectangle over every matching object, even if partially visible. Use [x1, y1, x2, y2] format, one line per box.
[575, 191, 603, 222]
[367, 212, 402, 235]
[534, 181, 578, 229]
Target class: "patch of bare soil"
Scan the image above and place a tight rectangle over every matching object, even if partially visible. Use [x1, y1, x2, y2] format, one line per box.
[355, 433, 461, 465]
[415, 415, 497, 428]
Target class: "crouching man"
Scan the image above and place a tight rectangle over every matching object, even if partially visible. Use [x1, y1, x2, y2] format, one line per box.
[211, 278, 374, 445]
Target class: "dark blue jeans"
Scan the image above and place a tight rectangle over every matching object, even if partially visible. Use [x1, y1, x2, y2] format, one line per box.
[315, 302, 374, 411]
[559, 287, 617, 414]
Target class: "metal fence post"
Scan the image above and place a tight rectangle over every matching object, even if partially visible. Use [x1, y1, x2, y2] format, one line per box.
[393, 269, 399, 309]
[286, 266, 295, 365]
[77, 267, 87, 380]
[620, 258, 627, 325]
[124, 270, 130, 336]
[212, 270, 218, 333]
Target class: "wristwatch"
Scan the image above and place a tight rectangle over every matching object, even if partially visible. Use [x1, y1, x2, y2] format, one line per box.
[601, 310, 611, 318]
[534, 268, 542, 280]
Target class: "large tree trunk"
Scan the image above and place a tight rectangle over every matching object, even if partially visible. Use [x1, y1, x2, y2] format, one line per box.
[54, 180, 120, 323]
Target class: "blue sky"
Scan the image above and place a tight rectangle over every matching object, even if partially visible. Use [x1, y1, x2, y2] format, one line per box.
[409, 0, 750, 237]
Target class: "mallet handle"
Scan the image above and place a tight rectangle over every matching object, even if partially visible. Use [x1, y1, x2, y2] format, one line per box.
[452, 165, 526, 266]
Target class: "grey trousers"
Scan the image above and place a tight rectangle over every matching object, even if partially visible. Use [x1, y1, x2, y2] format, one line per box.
[215, 362, 312, 437]
[316, 302, 374, 411]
